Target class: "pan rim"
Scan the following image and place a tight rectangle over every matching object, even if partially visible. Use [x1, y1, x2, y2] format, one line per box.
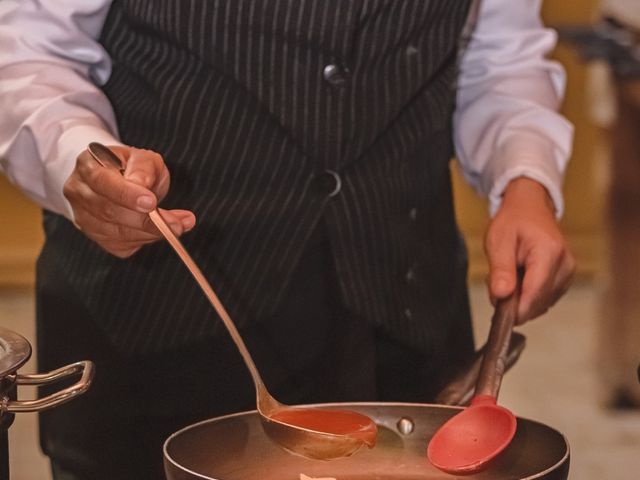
[163, 401, 570, 480]
[0, 327, 32, 379]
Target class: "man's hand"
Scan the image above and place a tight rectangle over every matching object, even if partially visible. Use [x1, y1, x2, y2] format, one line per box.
[485, 177, 575, 324]
[63, 145, 196, 258]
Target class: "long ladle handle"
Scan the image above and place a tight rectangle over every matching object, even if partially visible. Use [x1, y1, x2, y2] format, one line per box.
[86, 143, 266, 389]
[474, 275, 522, 399]
[146, 211, 265, 388]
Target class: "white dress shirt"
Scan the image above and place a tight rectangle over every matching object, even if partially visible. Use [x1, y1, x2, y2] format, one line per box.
[0, 0, 573, 221]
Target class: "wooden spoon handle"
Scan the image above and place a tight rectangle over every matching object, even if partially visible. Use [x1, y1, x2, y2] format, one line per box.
[435, 332, 526, 406]
[474, 276, 522, 399]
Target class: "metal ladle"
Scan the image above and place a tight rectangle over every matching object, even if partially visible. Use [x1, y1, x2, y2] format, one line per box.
[87, 142, 377, 460]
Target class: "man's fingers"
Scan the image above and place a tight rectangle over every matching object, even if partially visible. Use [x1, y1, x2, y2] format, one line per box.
[156, 209, 197, 232]
[88, 195, 159, 234]
[518, 251, 559, 323]
[69, 178, 194, 238]
[77, 153, 157, 212]
[66, 146, 192, 258]
[88, 194, 195, 234]
[123, 148, 170, 200]
[70, 161, 195, 234]
[77, 210, 159, 242]
[548, 251, 576, 307]
[485, 228, 518, 301]
[78, 207, 193, 241]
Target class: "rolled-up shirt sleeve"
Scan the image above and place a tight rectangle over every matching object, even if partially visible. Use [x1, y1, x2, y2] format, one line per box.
[454, 0, 574, 217]
[0, 0, 120, 220]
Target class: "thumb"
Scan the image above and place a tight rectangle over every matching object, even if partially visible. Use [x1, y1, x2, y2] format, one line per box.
[122, 147, 170, 200]
[486, 229, 517, 301]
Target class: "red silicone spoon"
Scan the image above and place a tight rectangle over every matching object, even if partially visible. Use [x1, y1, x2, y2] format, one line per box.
[427, 281, 520, 474]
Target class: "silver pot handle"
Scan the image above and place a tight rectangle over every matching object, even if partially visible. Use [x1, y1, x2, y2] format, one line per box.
[6, 361, 95, 413]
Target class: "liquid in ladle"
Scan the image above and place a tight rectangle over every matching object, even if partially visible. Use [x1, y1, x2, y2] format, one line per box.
[270, 408, 378, 448]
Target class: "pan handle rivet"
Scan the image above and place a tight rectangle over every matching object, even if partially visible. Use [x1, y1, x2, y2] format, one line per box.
[396, 417, 414, 435]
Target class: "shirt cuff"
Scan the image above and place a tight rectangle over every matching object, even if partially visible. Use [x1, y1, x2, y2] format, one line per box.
[485, 131, 565, 219]
[47, 122, 123, 221]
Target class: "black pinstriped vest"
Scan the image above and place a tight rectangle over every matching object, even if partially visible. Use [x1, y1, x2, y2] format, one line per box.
[40, 0, 474, 356]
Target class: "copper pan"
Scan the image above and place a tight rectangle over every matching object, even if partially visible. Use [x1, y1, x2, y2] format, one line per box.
[163, 333, 569, 480]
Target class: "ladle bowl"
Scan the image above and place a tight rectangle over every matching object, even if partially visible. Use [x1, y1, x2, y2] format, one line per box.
[87, 142, 377, 460]
[427, 395, 516, 473]
[256, 376, 376, 459]
[261, 403, 375, 460]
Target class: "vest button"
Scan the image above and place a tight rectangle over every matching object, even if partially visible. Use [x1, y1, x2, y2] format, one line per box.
[315, 170, 342, 197]
[409, 208, 417, 221]
[405, 268, 416, 283]
[406, 45, 419, 57]
[323, 64, 350, 87]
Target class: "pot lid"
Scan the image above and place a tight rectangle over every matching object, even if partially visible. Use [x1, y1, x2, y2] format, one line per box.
[0, 327, 31, 378]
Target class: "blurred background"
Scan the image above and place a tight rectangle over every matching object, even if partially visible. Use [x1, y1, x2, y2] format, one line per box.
[2, 1, 640, 479]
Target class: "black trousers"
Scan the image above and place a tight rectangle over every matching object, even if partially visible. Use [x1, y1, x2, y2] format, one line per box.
[37, 225, 461, 480]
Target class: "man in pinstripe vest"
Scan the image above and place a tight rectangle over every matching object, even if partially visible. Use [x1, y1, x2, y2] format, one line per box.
[0, 0, 575, 479]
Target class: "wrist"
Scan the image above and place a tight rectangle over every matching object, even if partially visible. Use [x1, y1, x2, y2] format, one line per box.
[501, 177, 556, 215]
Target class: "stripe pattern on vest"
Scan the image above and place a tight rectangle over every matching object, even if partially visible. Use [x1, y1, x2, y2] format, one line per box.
[40, 0, 473, 357]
